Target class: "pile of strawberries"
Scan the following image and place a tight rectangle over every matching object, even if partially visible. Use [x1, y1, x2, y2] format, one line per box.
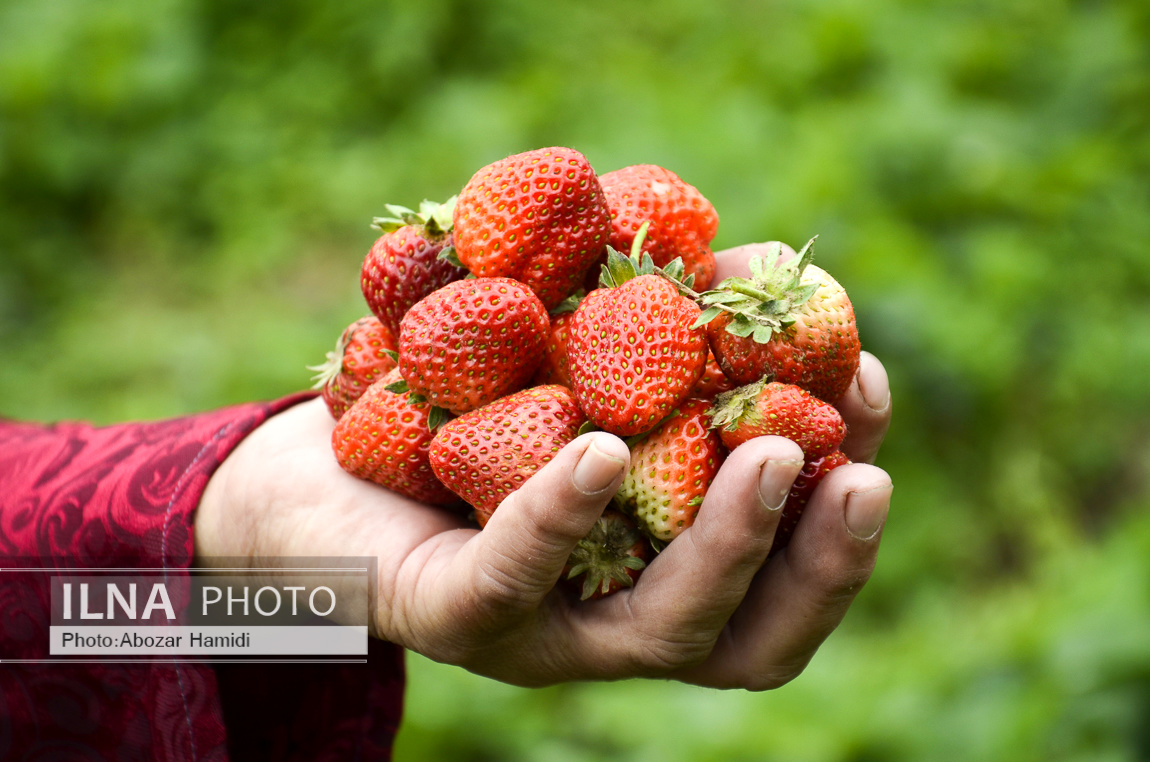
[310, 147, 861, 599]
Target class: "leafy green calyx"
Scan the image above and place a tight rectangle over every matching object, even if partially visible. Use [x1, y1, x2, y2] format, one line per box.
[552, 290, 585, 316]
[577, 420, 599, 436]
[306, 329, 352, 390]
[566, 515, 647, 600]
[436, 245, 465, 269]
[371, 195, 458, 235]
[691, 236, 820, 345]
[384, 378, 410, 394]
[426, 406, 451, 431]
[598, 220, 696, 290]
[708, 378, 770, 432]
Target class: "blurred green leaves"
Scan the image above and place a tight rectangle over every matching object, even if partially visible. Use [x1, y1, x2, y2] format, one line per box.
[1, 0, 1148, 759]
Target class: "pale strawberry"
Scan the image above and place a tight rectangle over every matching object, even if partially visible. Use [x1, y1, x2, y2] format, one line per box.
[613, 399, 725, 542]
[309, 316, 398, 419]
[397, 277, 549, 415]
[698, 238, 861, 402]
[710, 380, 846, 459]
[331, 369, 459, 506]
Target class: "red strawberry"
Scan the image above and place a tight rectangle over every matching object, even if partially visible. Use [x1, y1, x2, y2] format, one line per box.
[690, 348, 736, 400]
[599, 164, 719, 290]
[710, 380, 846, 459]
[771, 450, 851, 557]
[331, 369, 459, 506]
[567, 248, 708, 437]
[361, 198, 467, 337]
[613, 399, 725, 542]
[398, 277, 550, 415]
[699, 238, 861, 402]
[429, 385, 587, 526]
[563, 509, 650, 600]
[452, 147, 611, 310]
[309, 316, 398, 419]
[532, 311, 576, 388]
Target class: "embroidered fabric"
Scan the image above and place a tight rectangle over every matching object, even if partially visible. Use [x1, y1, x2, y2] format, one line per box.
[0, 395, 404, 761]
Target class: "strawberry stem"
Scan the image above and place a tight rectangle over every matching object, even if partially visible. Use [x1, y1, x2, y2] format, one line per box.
[728, 282, 774, 302]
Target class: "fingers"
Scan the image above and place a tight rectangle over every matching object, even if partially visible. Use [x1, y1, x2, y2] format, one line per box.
[574, 436, 805, 675]
[678, 462, 891, 689]
[835, 351, 892, 464]
[447, 432, 629, 626]
[712, 241, 797, 283]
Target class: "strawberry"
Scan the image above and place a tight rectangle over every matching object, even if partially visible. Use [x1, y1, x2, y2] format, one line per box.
[331, 369, 459, 506]
[452, 147, 611, 310]
[361, 197, 467, 337]
[309, 316, 398, 419]
[771, 450, 851, 557]
[690, 348, 736, 400]
[567, 244, 708, 436]
[397, 277, 550, 415]
[613, 399, 725, 542]
[697, 238, 861, 402]
[710, 380, 846, 459]
[429, 385, 587, 526]
[532, 310, 576, 388]
[563, 509, 650, 600]
[599, 164, 719, 290]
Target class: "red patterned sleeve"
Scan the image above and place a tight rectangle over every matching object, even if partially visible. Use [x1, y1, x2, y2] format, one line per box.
[0, 395, 405, 762]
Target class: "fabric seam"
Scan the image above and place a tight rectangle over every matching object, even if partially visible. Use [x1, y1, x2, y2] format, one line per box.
[160, 418, 242, 762]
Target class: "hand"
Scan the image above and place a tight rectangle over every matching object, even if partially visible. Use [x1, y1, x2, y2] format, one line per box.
[195, 243, 893, 689]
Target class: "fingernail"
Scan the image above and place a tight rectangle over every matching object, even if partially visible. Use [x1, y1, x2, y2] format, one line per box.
[857, 354, 891, 413]
[844, 484, 892, 540]
[758, 459, 804, 512]
[573, 441, 625, 494]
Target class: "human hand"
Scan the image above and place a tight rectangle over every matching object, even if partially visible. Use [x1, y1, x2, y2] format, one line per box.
[194, 242, 892, 689]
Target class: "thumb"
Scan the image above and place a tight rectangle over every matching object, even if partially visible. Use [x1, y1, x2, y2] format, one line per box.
[459, 432, 630, 612]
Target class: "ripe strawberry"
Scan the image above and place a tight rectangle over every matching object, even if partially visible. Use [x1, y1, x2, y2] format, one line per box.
[452, 147, 611, 310]
[613, 399, 725, 542]
[332, 369, 459, 506]
[698, 238, 861, 402]
[690, 348, 736, 400]
[309, 316, 398, 419]
[429, 385, 587, 526]
[362, 198, 467, 337]
[397, 277, 550, 415]
[567, 247, 708, 436]
[711, 380, 846, 459]
[771, 450, 851, 557]
[563, 509, 650, 600]
[599, 164, 719, 290]
[532, 310, 576, 388]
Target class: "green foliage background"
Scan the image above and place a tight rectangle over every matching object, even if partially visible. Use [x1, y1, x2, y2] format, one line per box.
[2, 0, 1149, 758]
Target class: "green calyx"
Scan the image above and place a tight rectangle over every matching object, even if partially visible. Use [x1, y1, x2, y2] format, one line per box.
[306, 330, 351, 389]
[566, 515, 647, 600]
[551, 290, 586, 316]
[371, 195, 458, 236]
[598, 220, 696, 291]
[709, 378, 769, 432]
[691, 236, 820, 344]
